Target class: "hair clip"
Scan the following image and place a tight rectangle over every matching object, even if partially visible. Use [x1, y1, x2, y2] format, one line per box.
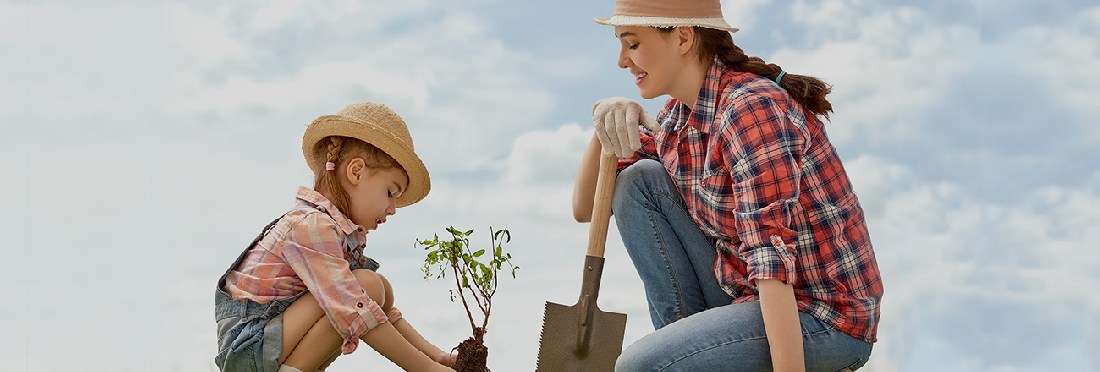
[325, 161, 336, 171]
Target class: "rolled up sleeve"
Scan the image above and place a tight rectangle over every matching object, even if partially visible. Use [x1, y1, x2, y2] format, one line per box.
[722, 96, 807, 286]
[282, 212, 389, 354]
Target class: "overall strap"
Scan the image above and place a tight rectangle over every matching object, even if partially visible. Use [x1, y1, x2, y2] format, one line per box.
[217, 213, 288, 289]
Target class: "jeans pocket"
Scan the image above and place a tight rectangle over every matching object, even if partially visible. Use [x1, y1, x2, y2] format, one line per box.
[798, 312, 829, 336]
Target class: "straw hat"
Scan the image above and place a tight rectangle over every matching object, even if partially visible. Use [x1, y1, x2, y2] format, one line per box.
[302, 102, 430, 208]
[594, 0, 738, 33]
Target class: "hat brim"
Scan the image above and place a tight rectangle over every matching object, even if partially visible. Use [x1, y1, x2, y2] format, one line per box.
[594, 15, 739, 33]
[303, 116, 431, 208]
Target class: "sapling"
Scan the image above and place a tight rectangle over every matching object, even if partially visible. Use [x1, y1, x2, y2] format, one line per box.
[418, 227, 518, 372]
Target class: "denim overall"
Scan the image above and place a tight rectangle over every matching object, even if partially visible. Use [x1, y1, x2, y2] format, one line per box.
[213, 209, 379, 372]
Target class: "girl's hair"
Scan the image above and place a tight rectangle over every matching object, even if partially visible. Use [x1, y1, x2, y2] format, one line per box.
[313, 136, 402, 216]
[659, 27, 833, 118]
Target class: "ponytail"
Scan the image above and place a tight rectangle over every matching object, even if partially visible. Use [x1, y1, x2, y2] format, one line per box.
[662, 27, 834, 118]
[314, 137, 354, 215]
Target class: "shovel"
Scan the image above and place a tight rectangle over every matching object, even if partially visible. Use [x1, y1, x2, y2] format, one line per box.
[536, 153, 628, 372]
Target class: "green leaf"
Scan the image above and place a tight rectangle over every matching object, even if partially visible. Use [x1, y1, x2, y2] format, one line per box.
[473, 249, 485, 258]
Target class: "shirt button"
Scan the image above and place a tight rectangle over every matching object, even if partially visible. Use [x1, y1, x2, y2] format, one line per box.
[357, 302, 364, 308]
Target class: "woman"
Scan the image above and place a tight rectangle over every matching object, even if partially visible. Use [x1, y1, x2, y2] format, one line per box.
[572, 1, 883, 371]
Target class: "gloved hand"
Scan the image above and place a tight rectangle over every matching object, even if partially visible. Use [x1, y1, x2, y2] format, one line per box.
[591, 97, 660, 157]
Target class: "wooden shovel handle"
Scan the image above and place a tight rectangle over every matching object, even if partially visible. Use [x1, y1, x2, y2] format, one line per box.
[586, 153, 618, 258]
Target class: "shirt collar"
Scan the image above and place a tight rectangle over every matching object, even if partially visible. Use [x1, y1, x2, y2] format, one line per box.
[295, 187, 362, 235]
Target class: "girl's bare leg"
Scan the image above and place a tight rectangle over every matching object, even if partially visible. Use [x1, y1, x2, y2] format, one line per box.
[279, 292, 340, 369]
[317, 349, 340, 370]
[281, 305, 344, 370]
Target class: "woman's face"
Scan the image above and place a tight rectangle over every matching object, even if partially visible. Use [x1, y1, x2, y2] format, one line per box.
[614, 26, 687, 99]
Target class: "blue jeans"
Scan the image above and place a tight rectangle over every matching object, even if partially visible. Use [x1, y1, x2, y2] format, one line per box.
[612, 160, 872, 371]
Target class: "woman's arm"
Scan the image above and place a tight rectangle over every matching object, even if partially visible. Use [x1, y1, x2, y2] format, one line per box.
[758, 279, 805, 372]
[575, 98, 661, 222]
[572, 134, 602, 222]
[716, 95, 809, 370]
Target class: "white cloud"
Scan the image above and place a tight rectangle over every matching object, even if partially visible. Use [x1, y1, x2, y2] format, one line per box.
[721, 0, 772, 33]
[845, 155, 1100, 371]
[774, 5, 980, 148]
[1013, 6, 1100, 137]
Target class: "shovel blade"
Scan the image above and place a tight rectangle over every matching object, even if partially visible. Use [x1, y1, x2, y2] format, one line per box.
[536, 301, 627, 372]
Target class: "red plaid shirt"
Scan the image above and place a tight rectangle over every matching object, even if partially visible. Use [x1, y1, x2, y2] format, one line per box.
[618, 60, 883, 342]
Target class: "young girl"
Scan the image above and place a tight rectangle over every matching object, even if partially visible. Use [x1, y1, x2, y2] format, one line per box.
[214, 102, 457, 372]
[573, 1, 883, 371]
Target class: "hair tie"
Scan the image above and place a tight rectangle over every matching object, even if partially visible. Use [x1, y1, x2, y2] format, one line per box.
[325, 161, 336, 171]
[774, 70, 786, 85]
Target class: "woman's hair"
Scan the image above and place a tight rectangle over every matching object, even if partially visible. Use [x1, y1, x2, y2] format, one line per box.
[313, 136, 402, 216]
[659, 27, 833, 118]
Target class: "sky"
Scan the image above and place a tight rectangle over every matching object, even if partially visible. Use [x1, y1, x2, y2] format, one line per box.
[1, 0, 1097, 371]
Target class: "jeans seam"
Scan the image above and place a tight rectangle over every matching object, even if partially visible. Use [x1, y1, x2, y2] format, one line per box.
[655, 334, 768, 371]
[656, 190, 686, 211]
[648, 175, 695, 323]
[645, 207, 686, 322]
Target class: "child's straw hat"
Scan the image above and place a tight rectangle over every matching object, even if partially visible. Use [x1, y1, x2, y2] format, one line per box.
[303, 102, 430, 208]
[594, 0, 739, 33]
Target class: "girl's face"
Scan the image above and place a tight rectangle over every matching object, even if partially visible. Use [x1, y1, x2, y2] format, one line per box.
[343, 161, 409, 232]
[614, 26, 691, 99]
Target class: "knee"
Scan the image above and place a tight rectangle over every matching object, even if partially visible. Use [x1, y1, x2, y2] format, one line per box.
[615, 342, 662, 372]
[614, 160, 665, 207]
[352, 269, 387, 307]
[379, 274, 395, 312]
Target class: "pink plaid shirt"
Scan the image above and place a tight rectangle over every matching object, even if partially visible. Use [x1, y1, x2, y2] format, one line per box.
[223, 187, 400, 354]
[618, 60, 883, 343]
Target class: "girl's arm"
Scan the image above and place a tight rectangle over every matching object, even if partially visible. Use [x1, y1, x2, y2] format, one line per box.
[361, 323, 453, 371]
[758, 279, 805, 372]
[388, 308, 455, 366]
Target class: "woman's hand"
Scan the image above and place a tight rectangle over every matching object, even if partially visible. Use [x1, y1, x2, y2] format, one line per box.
[591, 97, 659, 157]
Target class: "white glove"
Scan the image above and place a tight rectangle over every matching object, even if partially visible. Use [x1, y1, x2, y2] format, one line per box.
[591, 97, 660, 157]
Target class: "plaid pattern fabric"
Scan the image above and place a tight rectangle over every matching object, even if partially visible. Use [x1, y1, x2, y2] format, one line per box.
[618, 60, 883, 342]
[223, 187, 395, 354]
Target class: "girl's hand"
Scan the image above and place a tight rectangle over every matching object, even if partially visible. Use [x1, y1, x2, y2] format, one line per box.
[591, 97, 659, 157]
[434, 350, 457, 367]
